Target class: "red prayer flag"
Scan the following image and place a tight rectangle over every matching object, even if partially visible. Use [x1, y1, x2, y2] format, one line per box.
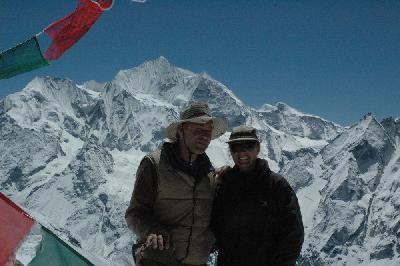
[44, 0, 113, 60]
[95, 0, 114, 10]
[0, 192, 35, 266]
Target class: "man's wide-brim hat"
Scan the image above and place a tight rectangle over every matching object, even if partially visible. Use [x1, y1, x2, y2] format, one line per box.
[166, 102, 228, 141]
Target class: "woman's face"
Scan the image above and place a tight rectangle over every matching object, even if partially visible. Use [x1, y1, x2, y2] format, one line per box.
[229, 141, 259, 173]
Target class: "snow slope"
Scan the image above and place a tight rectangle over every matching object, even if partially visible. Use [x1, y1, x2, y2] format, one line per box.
[1, 57, 398, 265]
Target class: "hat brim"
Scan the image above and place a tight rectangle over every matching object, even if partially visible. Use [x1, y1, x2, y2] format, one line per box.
[226, 138, 260, 143]
[166, 115, 228, 141]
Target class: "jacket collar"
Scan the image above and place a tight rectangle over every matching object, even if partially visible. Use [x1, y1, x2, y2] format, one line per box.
[162, 142, 213, 180]
[231, 158, 271, 180]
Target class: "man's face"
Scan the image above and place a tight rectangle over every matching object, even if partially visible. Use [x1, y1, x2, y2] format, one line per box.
[180, 121, 213, 154]
[229, 141, 259, 173]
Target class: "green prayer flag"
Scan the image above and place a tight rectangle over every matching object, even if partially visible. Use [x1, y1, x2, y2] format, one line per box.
[0, 36, 49, 80]
[28, 227, 93, 266]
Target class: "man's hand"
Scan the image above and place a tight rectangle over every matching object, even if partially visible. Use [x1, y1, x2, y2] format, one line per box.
[145, 233, 170, 250]
[215, 165, 231, 182]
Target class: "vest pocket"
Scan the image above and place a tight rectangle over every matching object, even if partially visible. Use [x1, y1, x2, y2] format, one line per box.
[141, 247, 176, 264]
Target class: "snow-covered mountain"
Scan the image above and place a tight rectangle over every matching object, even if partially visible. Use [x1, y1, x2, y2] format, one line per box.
[1, 57, 399, 265]
[296, 115, 400, 265]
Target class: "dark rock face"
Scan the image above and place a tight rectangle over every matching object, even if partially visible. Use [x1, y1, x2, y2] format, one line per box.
[4, 167, 25, 191]
[370, 242, 395, 260]
[67, 138, 113, 199]
[331, 178, 367, 201]
[381, 117, 400, 142]
[280, 148, 318, 191]
[0, 100, 4, 115]
[63, 115, 81, 138]
[191, 77, 248, 129]
[351, 139, 394, 174]
[0, 116, 62, 191]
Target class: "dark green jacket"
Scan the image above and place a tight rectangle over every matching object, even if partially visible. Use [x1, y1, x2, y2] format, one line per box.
[211, 159, 304, 266]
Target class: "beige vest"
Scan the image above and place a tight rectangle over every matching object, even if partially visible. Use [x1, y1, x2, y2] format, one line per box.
[147, 149, 215, 265]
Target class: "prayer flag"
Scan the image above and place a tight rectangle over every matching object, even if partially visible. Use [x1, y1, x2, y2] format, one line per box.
[28, 227, 94, 266]
[0, 37, 49, 80]
[44, 0, 113, 60]
[0, 192, 35, 265]
[0, 192, 96, 265]
[0, 0, 113, 79]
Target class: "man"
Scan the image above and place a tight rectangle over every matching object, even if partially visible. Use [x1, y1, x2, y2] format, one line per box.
[125, 102, 228, 266]
[212, 125, 304, 266]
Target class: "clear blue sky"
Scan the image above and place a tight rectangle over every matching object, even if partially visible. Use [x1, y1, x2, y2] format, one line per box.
[1, 0, 400, 126]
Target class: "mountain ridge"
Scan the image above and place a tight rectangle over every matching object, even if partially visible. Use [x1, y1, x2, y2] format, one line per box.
[1, 57, 399, 265]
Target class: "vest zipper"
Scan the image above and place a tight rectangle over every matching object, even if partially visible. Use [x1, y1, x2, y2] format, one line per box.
[183, 180, 198, 261]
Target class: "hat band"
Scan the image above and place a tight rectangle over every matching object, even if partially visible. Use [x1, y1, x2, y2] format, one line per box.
[184, 112, 211, 119]
[230, 136, 258, 140]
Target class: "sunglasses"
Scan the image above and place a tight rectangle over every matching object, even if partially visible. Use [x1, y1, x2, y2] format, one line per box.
[229, 142, 257, 153]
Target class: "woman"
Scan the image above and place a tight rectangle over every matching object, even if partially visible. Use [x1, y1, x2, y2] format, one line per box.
[211, 126, 304, 266]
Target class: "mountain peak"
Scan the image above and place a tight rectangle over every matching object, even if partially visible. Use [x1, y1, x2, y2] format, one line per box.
[82, 80, 106, 92]
[112, 56, 190, 98]
[259, 102, 303, 115]
[139, 56, 172, 71]
[356, 113, 382, 132]
[258, 103, 275, 112]
[322, 112, 394, 162]
[110, 57, 247, 110]
[276, 102, 302, 114]
[154, 55, 169, 65]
